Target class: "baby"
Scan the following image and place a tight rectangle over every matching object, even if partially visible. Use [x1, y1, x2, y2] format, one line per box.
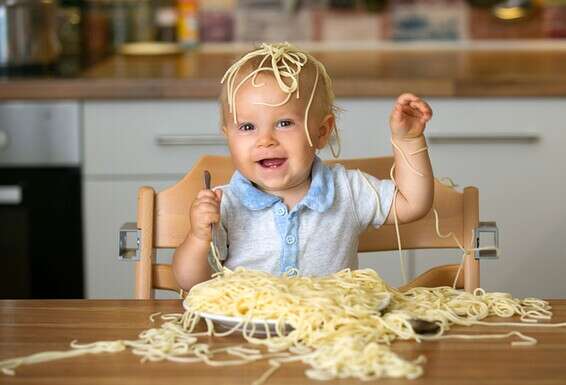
[173, 42, 433, 291]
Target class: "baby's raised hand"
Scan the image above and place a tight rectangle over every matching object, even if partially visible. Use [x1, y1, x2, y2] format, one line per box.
[389, 93, 432, 139]
[189, 189, 222, 242]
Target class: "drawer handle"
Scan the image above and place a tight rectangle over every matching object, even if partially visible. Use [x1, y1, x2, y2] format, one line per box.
[427, 132, 540, 143]
[0, 130, 8, 150]
[155, 135, 226, 146]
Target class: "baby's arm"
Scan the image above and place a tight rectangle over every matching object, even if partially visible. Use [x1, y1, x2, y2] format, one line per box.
[172, 189, 222, 290]
[384, 93, 434, 224]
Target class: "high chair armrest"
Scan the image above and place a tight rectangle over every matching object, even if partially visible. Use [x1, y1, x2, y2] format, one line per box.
[475, 221, 499, 260]
[119, 222, 140, 261]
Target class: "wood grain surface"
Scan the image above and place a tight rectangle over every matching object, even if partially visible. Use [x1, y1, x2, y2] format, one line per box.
[2, 49, 566, 99]
[1, 300, 566, 385]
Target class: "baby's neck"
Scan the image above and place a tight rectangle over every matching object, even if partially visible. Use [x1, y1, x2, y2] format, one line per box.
[262, 177, 311, 211]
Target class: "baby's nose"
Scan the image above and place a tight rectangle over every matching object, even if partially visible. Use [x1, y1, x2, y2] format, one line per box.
[256, 129, 277, 147]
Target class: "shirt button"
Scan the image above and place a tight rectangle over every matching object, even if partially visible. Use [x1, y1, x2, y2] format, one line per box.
[276, 207, 286, 216]
[285, 267, 298, 277]
[285, 235, 296, 245]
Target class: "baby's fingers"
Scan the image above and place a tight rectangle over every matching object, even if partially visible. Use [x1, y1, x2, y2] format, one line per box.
[396, 93, 420, 105]
[193, 201, 220, 225]
[197, 189, 220, 201]
[200, 211, 220, 225]
[195, 196, 220, 206]
[409, 100, 432, 120]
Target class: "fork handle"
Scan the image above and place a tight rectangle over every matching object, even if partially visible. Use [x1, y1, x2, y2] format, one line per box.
[204, 170, 211, 190]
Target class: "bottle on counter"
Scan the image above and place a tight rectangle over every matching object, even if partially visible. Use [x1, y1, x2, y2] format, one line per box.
[199, 0, 235, 42]
[177, 0, 199, 47]
[155, 0, 178, 42]
[543, 0, 566, 38]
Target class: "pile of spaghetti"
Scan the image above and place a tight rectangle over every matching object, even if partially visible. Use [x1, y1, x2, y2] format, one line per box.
[2, 267, 560, 384]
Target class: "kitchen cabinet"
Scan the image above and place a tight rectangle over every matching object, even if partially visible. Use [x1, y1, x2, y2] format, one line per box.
[83, 101, 229, 298]
[83, 98, 566, 298]
[334, 98, 566, 297]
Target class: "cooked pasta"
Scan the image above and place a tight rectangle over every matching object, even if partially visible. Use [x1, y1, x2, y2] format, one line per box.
[3, 267, 565, 384]
[221, 42, 341, 157]
[182, 267, 565, 382]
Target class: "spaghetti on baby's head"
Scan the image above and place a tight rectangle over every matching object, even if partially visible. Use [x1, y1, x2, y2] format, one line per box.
[219, 42, 340, 157]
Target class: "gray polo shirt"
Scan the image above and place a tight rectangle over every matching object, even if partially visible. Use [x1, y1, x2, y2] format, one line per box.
[215, 156, 395, 277]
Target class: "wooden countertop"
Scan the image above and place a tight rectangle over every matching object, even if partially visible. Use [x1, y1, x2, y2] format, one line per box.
[2, 48, 566, 100]
[1, 299, 566, 384]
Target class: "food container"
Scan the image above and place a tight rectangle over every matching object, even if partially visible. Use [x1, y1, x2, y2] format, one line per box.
[0, 0, 61, 67]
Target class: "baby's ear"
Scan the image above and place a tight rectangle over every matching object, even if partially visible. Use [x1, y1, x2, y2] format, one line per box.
[221, 126, 228, 136]
[316, 114, 335, 149]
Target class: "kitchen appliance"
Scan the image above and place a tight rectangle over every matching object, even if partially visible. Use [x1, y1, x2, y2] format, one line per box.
[0, 102, 83, 299]
[0, 0, 61, 67]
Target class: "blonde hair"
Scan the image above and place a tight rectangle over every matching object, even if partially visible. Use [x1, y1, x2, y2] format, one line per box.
[219, 42, 340, 157]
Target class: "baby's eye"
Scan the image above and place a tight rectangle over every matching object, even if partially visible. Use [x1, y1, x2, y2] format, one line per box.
[238, 123, 255, 132]
[277, 119, 294, 128]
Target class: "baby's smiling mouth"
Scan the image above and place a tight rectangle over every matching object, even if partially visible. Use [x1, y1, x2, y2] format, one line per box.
[257, 158, 287, 168]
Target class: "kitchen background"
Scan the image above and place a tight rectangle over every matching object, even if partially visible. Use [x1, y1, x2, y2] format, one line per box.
[42, 0, 566, 70]
[1, 0, 565, 300]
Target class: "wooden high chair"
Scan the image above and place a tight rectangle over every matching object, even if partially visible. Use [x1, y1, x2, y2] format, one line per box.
[122, 155, 497, 299]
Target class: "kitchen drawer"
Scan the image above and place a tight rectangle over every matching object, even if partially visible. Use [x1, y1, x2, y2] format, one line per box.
[84, 101, 229, 176]
[320, 97, 553, 161]
[424, 98, 559, 141]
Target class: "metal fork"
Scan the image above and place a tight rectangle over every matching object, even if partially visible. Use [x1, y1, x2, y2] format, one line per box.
[203, 170, 222, 273]
[380, 303, 440, 335]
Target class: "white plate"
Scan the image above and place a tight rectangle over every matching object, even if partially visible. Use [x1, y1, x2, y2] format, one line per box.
[183, 292, 391, 337]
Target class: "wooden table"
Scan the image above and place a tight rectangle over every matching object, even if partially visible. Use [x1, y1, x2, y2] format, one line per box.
[1, 300, 565, 385]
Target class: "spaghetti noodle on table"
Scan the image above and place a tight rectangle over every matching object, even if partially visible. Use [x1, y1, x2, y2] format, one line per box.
[2, 267, 565, 384]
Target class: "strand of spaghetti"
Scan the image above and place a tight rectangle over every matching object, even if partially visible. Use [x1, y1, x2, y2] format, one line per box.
[222, 44, 307, 129]
[419, 330, 537, 346]
[389, 164, 408, 284]
[390, 139, 426, 177]
[1, 340, 127, 375]
[438, 176, 458, 188]
[149, 312, 162, 323]
[410, 147, 429, 155]
[302, 63, 319, 147]
[161, 313, 184, 321]
[230, 68, 274, 123]
[451, 248, 467, 289]
[328, 125, 341, 158]
[470, 320, 566, 328]
[430, 209, 499, 288]
[358, 169, 383, 219]
[381, 139, 428, 284]
[432, 208, 465, 247]
[250, 54, 270, 88]
[209, 236, 223, 273]
[252, 359, 282, 385]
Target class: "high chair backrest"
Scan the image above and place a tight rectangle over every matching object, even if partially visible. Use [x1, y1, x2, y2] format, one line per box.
[135, 155, 479, 299]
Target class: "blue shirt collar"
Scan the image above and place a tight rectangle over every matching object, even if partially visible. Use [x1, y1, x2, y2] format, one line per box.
[229, 156, 334, 213]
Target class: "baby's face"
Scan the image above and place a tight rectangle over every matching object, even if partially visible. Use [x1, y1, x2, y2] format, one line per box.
[222, 74, 325, 195]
